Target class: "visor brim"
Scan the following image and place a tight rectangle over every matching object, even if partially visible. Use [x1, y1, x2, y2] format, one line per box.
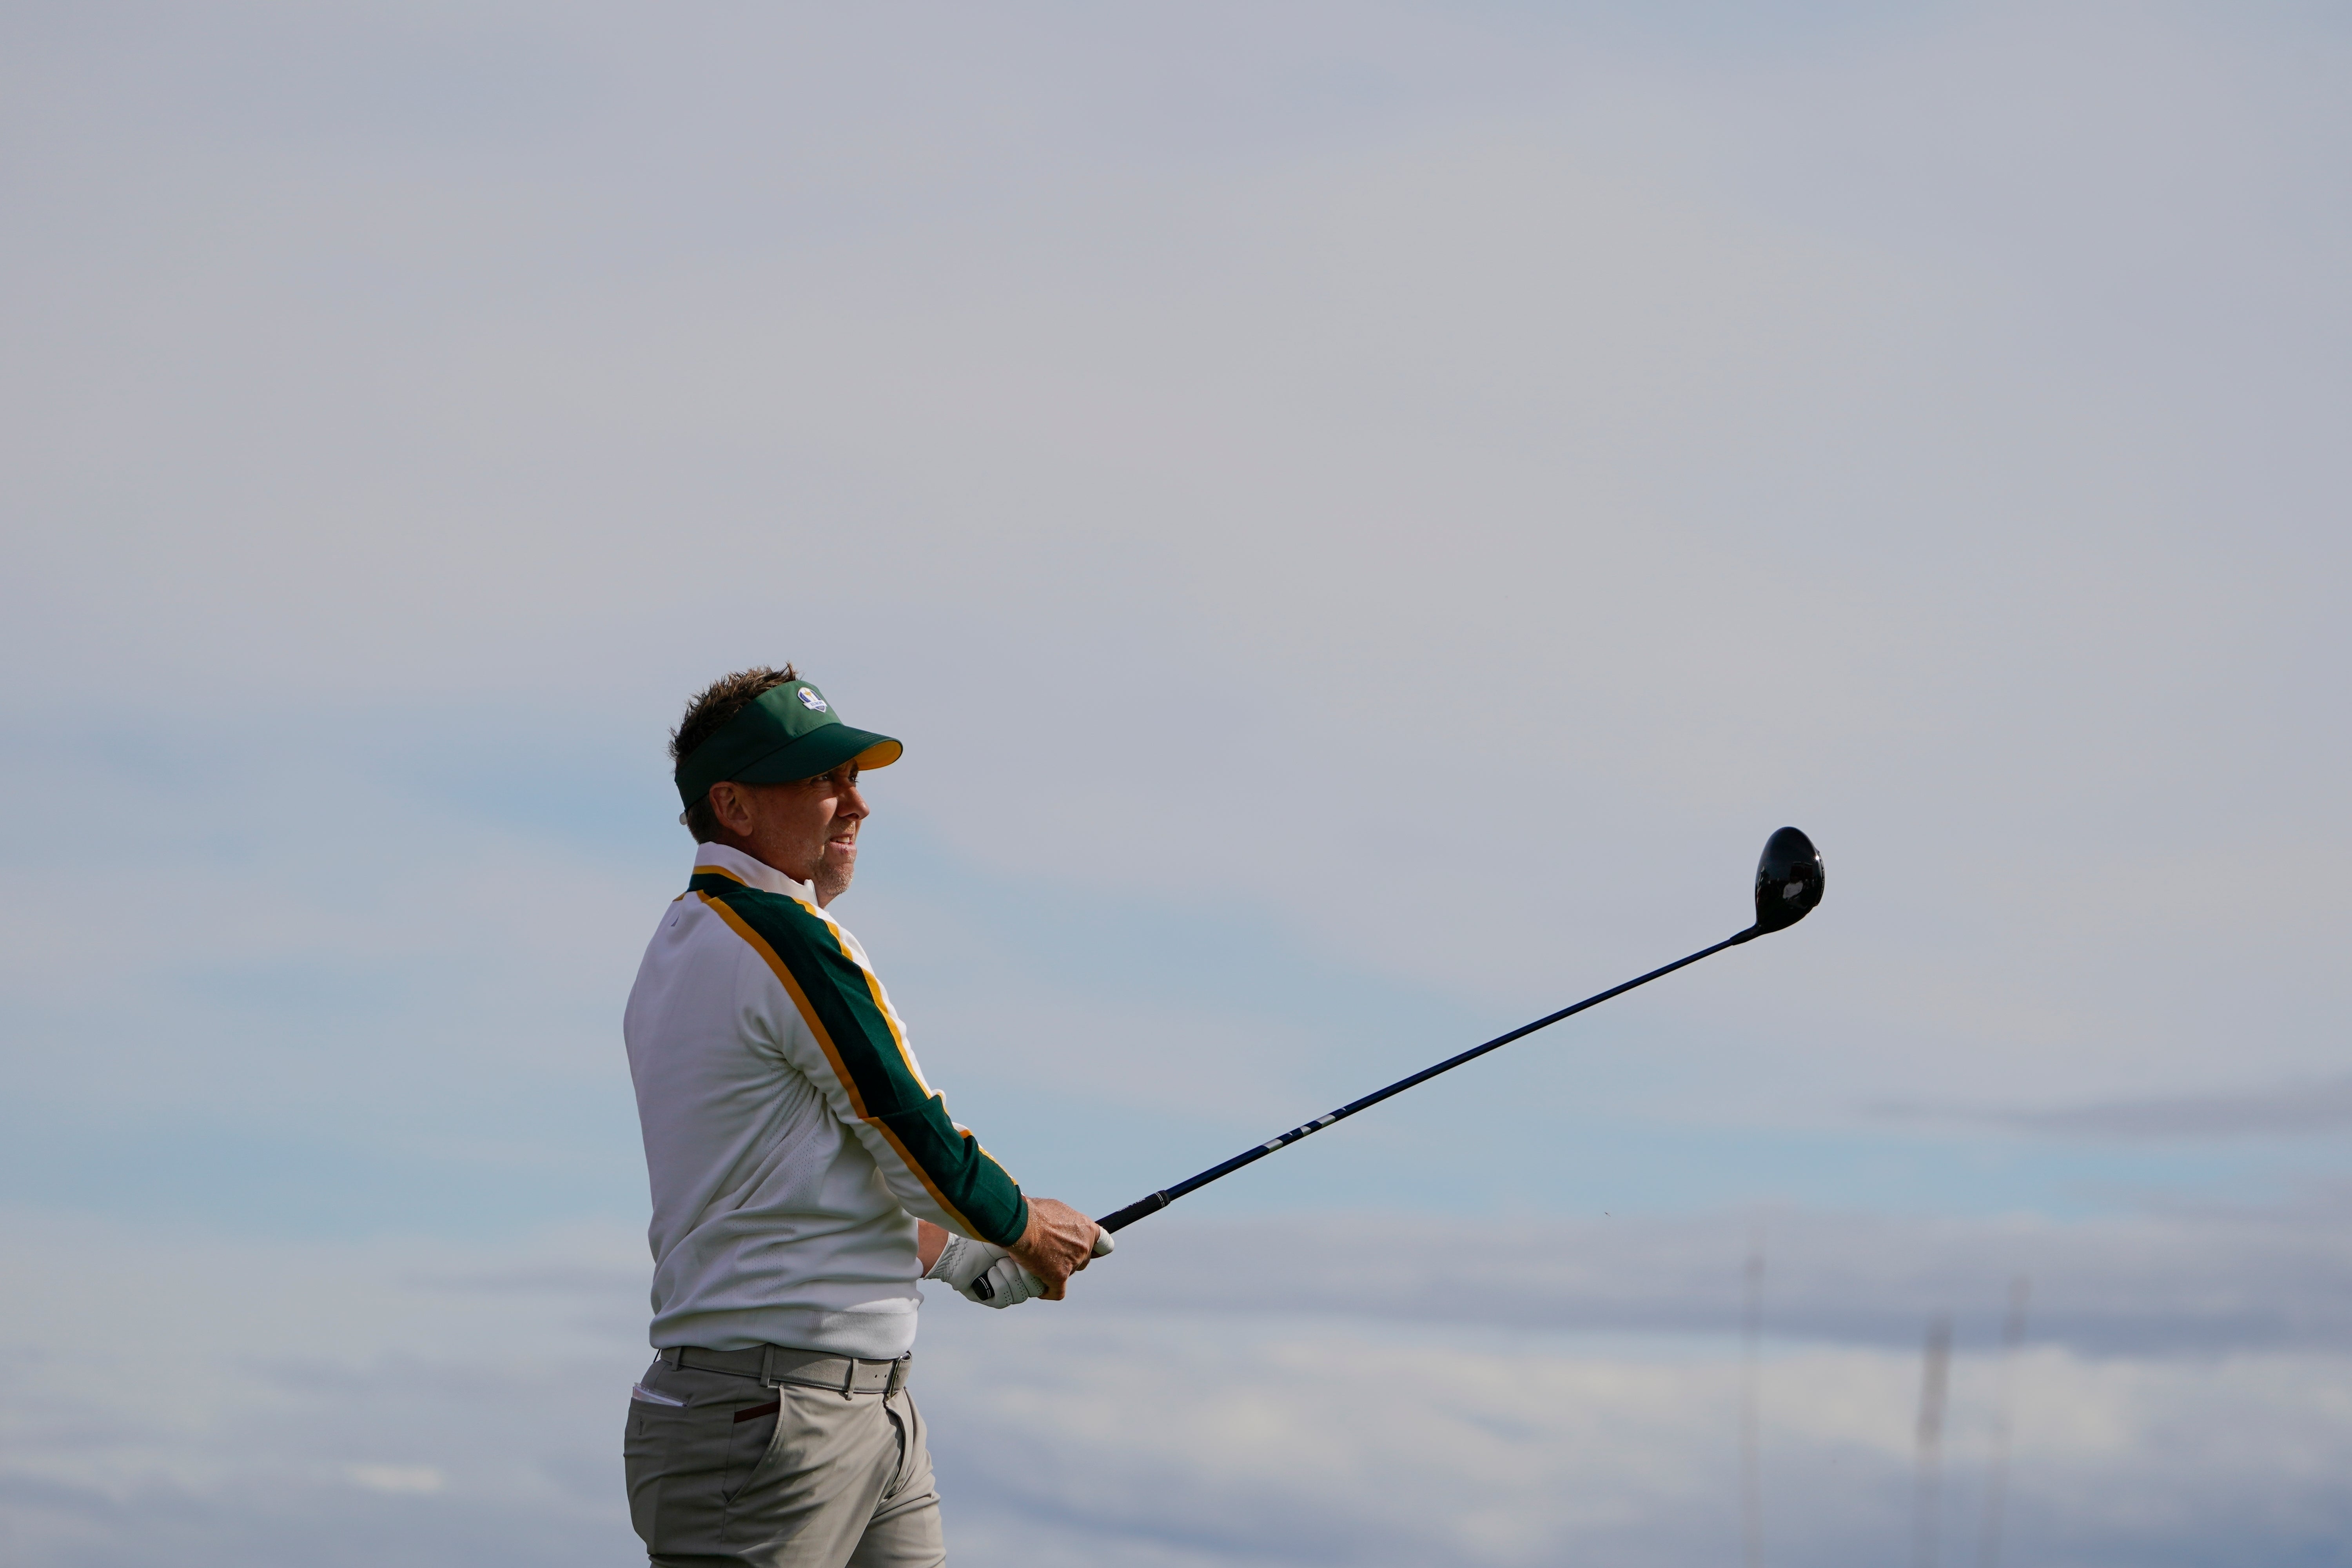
[723, 724, 902, 787]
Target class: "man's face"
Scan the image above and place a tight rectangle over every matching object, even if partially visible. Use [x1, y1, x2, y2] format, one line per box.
[706, 764, 867, 906]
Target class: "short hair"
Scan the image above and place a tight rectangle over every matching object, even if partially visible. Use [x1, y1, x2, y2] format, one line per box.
[671, 664, 798, 842]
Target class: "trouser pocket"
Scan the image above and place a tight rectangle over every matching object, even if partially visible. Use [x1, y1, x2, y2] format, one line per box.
[625, 1359, 797, 1558]
[723, 1383, 899, 1561]
[725, 1390, 786, 1503]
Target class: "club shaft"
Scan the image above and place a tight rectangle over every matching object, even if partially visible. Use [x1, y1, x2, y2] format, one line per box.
[1095, 924, 1759, 1233]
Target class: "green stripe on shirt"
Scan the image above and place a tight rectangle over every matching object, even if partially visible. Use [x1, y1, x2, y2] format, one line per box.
[710, 884, 1030, 1248]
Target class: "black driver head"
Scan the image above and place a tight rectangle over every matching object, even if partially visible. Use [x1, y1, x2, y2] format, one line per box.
[1751, 826, 1824, 935]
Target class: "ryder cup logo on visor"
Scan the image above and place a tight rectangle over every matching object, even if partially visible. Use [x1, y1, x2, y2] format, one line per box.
[797, 688, 829, 712]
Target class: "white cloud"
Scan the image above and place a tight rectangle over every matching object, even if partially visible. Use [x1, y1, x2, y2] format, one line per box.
[3, 6, 2351, 1560]
[5, 1208, 2350, 1567]
[5, 1, 2345, 1120]
[343, 1464, 445, 1496]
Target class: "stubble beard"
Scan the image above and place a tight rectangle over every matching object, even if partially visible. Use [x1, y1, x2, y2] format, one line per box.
[813, 846, 855, 908]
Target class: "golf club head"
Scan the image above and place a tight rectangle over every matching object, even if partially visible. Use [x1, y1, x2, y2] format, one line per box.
[1750, 826, 1824, 936]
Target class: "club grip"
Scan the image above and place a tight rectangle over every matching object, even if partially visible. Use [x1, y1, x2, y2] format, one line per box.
[1095, 1192, 1169, 1233]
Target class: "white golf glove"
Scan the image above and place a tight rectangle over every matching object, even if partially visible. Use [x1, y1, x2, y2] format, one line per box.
[924, 1233, 1045, 1309]
[923, 1227, 1114, 1308]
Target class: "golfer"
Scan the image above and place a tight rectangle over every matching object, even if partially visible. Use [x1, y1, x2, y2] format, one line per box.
[622, 666, 1105, 1567]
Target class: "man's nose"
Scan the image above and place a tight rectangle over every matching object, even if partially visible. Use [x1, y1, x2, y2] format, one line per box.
[839, 782, 869, 820]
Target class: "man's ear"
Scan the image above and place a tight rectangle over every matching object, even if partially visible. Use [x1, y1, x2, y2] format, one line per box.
[707, 782, 754, 837]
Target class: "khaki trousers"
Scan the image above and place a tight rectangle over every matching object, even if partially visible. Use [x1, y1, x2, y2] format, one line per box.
[625, 1347, 944, 1568]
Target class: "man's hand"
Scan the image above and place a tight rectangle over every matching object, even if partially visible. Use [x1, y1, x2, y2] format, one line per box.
[1005, 1197, 1106, 1300]
[923, 1230, 1045, 1308]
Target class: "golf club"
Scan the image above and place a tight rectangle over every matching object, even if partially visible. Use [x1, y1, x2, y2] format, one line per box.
[1093, 826, 1825, 1234]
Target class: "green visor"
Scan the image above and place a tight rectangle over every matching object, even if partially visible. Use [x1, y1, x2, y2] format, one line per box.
[674, 680, 902, 809]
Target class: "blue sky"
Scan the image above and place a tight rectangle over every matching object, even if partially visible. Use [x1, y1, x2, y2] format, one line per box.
[4, 3, 2350, 1564]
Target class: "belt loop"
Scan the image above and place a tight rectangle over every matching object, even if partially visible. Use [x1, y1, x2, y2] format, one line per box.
[759, 1347, 777, 1389]
[887, 1355, 907, 1398]
[841, 1358, 857, 1401]
[661, 1347, 681, 1368]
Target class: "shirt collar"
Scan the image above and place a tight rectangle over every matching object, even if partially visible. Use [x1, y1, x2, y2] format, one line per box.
[692, 841, 816, 900]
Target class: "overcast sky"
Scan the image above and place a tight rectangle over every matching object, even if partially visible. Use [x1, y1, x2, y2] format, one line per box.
[4, 4, 2348, 1565]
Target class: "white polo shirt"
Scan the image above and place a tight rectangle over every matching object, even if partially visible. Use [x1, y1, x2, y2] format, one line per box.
[622, 842, 1028, 1359]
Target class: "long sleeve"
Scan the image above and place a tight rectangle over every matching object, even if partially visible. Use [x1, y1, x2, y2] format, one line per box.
[694, 879, 1031, 1248]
